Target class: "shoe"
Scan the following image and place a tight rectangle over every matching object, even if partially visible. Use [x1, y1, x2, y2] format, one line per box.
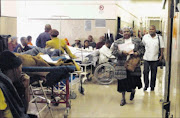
[151, 87, 154, 91]
[130, 91, 135, 101]
[120, 99, 126, 106]
[144, 87, 147, 91]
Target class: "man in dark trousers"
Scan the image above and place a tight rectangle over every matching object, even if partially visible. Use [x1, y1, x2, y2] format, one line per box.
[142, 25, 164, 91]
[36, 24, 52, 48]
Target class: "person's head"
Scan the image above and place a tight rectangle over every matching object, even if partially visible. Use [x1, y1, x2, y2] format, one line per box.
[122, 27, 132, 39]
[50, 29, 59, 38]
[0, 51, 22, 82]
[75, 39, 81, 44]
[149, 25, 156, 36]
[105, 40, 112, 48]
[88, 35, 93, 42]
[20, 37, 28, 46]
[27, 36, 32, 43]
[84, 40, 89, 48]
[11, 36, 18, 43]
[45, 24, 52, 32]
[99, 36, 105, 42]
[119, 29, 123, 34]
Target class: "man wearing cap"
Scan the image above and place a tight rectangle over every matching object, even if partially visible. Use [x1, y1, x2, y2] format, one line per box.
[46, 29, 76, 59]
[36, 24, 52, 48]
[72, 38, 82, 48]
[0, 51, 30, 118]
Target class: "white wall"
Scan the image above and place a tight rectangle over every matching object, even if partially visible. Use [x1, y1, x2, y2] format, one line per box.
[1, 0, 163, 45]
[1, 1, 17, 17]
[17, 1, 117, 19]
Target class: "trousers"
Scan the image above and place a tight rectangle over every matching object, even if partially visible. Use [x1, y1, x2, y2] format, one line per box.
[143, 60, 158, 88]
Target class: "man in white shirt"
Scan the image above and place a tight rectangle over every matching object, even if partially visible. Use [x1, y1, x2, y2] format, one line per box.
[99, 40, 115, 64]
[142, 25, 164, 91]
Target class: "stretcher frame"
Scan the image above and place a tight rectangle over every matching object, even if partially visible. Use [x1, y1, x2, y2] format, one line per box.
[22, 66, 75, 117]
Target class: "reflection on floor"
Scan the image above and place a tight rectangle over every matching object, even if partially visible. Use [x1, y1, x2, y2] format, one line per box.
[28, 67, 165, 118]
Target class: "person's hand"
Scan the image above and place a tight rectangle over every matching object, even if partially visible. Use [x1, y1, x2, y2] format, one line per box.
[122, 51, 129, 56]
[158, 55, 163, 61]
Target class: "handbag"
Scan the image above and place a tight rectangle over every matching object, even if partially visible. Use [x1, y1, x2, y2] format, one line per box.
[124, 55, 141, 72]
[157, 35, 165, 67]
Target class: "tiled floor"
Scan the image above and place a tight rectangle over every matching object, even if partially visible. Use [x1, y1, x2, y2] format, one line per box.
[28, 67, 165, 118]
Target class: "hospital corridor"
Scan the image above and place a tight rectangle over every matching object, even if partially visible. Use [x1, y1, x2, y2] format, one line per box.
[27, 67, 166, 118]
[0, 0, 180, 118]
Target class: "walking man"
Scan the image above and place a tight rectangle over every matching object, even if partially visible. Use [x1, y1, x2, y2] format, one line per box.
[142, 25, 164, 91]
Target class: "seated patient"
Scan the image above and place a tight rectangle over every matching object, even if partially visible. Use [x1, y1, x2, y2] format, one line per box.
[8, 36, 18, 51]
[0, 51, 33, 118]
[27, 36, 33, 46]
[99, 40, 115, 64]
[14, 37, 32, 53]
[46, 29, 76, 59]
[83, 40, 90, 49]
[72, 38, 82, 48]
[96, 36, 105, 49]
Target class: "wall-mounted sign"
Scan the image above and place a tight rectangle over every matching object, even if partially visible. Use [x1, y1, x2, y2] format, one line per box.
[85, 20, 91, 31]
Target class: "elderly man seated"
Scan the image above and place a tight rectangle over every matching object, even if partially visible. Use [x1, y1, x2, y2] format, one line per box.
[99, 40, 115, 64]
[0, 51, 37, 118]
[72, 38, 82, 48]
[14, 37, 32, 53]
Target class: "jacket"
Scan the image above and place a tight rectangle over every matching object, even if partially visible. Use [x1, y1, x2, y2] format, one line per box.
[36, 32, 51, 48]
[72, 43, 82, 48]
[14, 44, 32, 53]
[0, 72, 29, 118]
[46, 37, 76, 59]
[111, 37, 145, 79]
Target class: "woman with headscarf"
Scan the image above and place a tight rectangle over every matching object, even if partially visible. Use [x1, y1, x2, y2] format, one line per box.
[8, 36, 18, 51]
[111, 27, 145, 106]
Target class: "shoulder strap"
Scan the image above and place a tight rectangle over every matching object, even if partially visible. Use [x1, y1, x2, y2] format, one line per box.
[157, 35, 160, 48]
[157, 35, 161, 55]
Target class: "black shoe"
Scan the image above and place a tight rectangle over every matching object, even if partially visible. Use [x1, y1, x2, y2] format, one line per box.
[144, 87, 147, 91]
[151, 87, 154, 91]
[130, 91, 135, 101]
[120, 99, 126, 106]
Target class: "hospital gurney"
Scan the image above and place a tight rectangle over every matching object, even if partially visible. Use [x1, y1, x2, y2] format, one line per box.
[22, 65, 75, 117]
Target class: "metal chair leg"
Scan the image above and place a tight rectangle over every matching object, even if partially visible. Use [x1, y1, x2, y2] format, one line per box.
[39, 80, 54, 118]
[30, 85, 42, 118]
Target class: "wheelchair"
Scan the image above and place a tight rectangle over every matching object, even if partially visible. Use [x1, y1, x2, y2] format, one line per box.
[94, 58, 117, 85]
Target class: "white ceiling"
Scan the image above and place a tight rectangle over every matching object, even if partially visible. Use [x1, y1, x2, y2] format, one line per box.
[116, 0, 164, 18]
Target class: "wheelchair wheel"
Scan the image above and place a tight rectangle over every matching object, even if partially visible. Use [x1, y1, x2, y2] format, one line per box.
[94, 63, 115, 85]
